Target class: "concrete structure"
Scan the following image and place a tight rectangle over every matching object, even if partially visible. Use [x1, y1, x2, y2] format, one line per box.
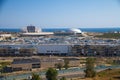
[11, 58, 40, 71]
[21, 25, 53, 37]
[22, 25, 40, 33]
[0, 34, 12, 37]
[41, 58, 64, 68]
[36, 44, 71, 55]
[54, 28, 84, 36]
[69, 28, 82, 34]
[0, 44, 36, 56]
[0, 34, 12, 40]
[0, 44, 71, 56]
[40, 57, 80, 69]
[21, 26, 85, 37]
[1, 43, 120, 57]
[71, 44, 120, 56]
[21, 32, 53, 37]
[54, 31, 75, 36]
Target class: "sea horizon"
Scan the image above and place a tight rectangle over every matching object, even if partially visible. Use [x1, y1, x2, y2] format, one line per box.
[0, 27, 120, 29]
[0, 27, 120, 33]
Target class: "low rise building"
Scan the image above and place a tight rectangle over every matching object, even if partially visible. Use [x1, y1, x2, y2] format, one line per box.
[36, 44, 72, 56]
[71, 44, 120, 57]
[41, 57, 64, 68]
[11, 58, 40, 71]
[0, 45, 36, 56]
[0, 34, 12, 41]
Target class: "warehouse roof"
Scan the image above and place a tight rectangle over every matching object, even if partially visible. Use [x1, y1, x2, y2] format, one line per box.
[12, 58, 40, 64]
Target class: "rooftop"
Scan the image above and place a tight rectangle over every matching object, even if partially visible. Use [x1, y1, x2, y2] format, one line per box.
[12, 58, 40, 64]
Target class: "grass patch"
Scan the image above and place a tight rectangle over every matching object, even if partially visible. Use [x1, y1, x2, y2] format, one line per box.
[0, 61, 11, 70]
[95, 33, 120, 39]
[96, 69, 120, 80]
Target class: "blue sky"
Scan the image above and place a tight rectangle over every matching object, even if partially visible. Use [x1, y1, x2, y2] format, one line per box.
[0, 0, 120, 28]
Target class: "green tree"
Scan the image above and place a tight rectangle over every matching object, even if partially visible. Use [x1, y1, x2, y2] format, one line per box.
[22, 79, 27, 80]
[31, 73, 42, 80]
[84, 58, 96, 78]
[60, 77, 66, 80]
[55, 63, 63, 70]
[64, 59, 69, 69]
[46, 68, 58, 80]
[13, 78, 16, 80]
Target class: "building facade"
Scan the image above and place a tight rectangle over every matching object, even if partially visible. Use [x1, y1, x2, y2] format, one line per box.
[11, 58, 40, 71]
[36, 44, 71, 55]
[71, 44, 120, 57]
[0, 44, 120, 57]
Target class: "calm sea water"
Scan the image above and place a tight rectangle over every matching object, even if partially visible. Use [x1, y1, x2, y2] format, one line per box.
[0, 28, 120, 33]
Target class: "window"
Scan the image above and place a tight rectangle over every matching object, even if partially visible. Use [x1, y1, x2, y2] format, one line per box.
[32, 63, 40, 68]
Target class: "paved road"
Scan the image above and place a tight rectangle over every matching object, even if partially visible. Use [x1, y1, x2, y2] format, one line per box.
[1, 65, 120, 80]
[36, 72, 85, 80]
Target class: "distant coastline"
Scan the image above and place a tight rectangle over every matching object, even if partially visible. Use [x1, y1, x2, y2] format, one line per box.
[0, 28, 120, 33]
